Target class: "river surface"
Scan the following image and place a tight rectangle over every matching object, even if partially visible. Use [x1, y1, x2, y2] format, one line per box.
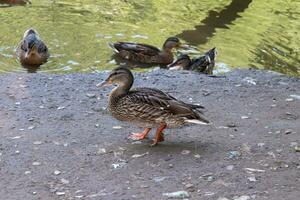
[0, 0, 299, 76]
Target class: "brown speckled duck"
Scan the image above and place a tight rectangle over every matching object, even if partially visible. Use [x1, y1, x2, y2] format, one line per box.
[98, 67, 209, 146]
[108, 37, 187, 65]
[16, 28, 49, 67]
[168, 47, 217, 74]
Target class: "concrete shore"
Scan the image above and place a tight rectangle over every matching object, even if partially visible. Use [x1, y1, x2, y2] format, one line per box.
[0, 69, 299, 200]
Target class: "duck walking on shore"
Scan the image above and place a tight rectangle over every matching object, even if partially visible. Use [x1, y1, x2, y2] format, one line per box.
[16, 28, 49, 67]
[108, 37, 188, 65]
[168, 47, 217, 74]
[98, 67, 209, 146]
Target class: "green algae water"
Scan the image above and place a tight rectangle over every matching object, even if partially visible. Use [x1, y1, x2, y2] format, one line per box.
[0, 0, 299, 76]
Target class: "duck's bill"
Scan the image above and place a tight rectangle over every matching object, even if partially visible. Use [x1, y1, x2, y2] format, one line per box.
[178, 44, 190, 49]
[96, 79, 112, 87]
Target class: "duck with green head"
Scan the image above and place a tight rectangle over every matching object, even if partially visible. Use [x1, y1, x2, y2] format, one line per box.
[108, 37, 188, 65]
[98, 67, 210, 146]
[16, 28, 49, 67]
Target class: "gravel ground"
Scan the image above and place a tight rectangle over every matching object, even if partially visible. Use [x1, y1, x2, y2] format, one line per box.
[0, 69, 299, 200]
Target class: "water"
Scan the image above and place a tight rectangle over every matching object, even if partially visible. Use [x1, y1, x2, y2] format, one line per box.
[0, 0, 299, 76]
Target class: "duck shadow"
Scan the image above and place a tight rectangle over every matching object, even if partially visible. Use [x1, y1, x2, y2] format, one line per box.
[123, 138, 224, 158]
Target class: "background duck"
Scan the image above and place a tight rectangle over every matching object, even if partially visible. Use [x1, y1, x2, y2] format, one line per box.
[108, 37, 188, 65]
[168, 47, 217, 74]
[98, 67, 209, 146]
[16, 28, 49, 67]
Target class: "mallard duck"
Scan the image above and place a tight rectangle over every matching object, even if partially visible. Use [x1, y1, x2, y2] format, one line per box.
[0, 0, 31, 5]
[108, 37, 187, 65]
[168, 47, 217, 74]
[16, 28, 49, 67]
[98, 67, 209, 146]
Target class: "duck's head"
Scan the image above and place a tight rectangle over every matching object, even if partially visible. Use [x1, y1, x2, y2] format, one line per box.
[162, 37, 189, 50]
[21, 29, 40, 59]
[167, 54, 192, 70]
[97, 67, 133, 88]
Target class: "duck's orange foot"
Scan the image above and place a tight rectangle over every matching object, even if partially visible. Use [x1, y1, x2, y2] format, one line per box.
[151, 132, 164, 146]
[128, 128, 151, 141]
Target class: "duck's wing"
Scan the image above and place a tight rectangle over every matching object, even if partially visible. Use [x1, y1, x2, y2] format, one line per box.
[109, 42, 161, 56]
[132, 87, 204, 109]
[125, 88, 207, 122]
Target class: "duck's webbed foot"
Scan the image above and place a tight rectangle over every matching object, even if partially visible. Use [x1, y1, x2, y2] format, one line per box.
[128, 128, 151, 140]
[151, 124, 167, 146]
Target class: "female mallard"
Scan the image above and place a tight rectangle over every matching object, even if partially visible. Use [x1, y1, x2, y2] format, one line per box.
[168, 47, 217, 74]
[108, 37, 187, 65]
[98, 67, 209, 146]
[16, 28, 49, 67]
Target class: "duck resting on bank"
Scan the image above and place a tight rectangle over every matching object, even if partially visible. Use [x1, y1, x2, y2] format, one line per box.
[98, 67, 209, 146]
[16, 28, 49, 67]
[168, 47, 217, 74]
[108, 37, 188, 65]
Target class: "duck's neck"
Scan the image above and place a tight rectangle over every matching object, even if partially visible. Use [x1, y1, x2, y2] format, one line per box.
[109, 80, 133, 106]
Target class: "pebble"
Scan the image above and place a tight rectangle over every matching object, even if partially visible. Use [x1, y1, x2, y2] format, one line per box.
[217, 198, 229, 200]
[285, 98, 294, 102]
[290, 94, 300, 100]
[112, 160, 127, 169]
[181, 150, 191, 155]
[56, 191, 65, 196]
[184, 183, 194, 189]
[10, 136, 22, 139]
[33, 141, 43, 145]
[227, 151, 241, 159]
[257, 143, 265, 147]
[241, 116, 249, 119]
[290, 142, 298, 147]
[234, 195, 251, 200]
[86, 93, 96, 98]
[153, 176, 166, 182]
[97, 148, 107, 154]
[24, 171, 31, 175]
[162, 191, 189, 199]
[247, 176, 257, 182]
[244, 168, 265, 173]
[284, 129, 293, 134]
[95, 123, 100, 127]
[226, 165, 234, 170]
[54, 170, 61, 175]
[28, 126, 35, 130]
[194, 154, 201, 158]
[32, 162, 41, 166]
[57, 106, 66, 110]
[132, 152, 148, 158]
[295, 146, 300, 152]
[112, 126, 122, 129]
[61, 178, 70, 184]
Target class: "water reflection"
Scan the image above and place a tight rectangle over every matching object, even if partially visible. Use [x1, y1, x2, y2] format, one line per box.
[0, 0, 299, 76]
[176, 0, 252, 45]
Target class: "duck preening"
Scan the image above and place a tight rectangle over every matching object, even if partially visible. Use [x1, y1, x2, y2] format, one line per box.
[16, 28, 49, 67]
[98, 67, 209, 146]
[108, 37, 188, 65]
[168, 47, 217, 74]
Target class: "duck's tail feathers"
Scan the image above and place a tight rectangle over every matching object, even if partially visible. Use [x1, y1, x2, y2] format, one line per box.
[108, 42, 119, 53]
[185, 119, 210, 125]
[205, 47, 217, 63]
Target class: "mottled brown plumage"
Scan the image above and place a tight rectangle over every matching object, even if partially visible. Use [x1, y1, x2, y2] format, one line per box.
[108, 37, 185, 65]
[16, 28, 49, 67]
[99, 67, 209, 145]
